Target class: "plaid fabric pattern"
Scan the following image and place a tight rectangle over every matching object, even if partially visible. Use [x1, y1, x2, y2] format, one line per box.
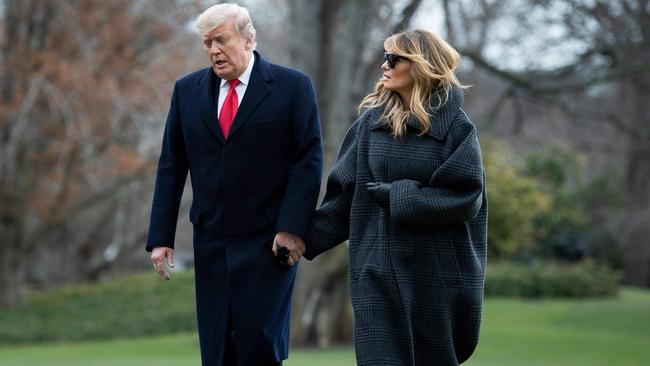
[306, 87, 488, 365]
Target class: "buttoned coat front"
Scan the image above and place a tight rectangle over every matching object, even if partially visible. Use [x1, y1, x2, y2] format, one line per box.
[146, 52, 323, 366]
[306, 87, 487, 366]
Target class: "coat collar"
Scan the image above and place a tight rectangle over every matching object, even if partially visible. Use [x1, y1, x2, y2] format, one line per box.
[368, 86, 464, 141]
[193, 50, 274, 144]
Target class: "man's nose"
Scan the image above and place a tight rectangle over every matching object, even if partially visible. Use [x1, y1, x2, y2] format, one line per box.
[210, 43, 222, 55]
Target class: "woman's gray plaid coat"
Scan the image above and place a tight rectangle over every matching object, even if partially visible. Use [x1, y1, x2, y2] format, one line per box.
[305, 87, 487, 365]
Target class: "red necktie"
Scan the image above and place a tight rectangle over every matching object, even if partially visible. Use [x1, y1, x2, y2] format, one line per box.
[219, 79, 240, 138]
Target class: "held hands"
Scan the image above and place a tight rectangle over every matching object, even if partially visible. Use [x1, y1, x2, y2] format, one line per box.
[366, 182, 392, 208]
[272, 231, 306, 266]
[151, 246, 174, 281]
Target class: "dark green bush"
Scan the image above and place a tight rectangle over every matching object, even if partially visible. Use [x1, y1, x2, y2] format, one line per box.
[482, 141, 623, 266]
[485, 260, 620, 298]
[522, 145, 623, 264]
[0, 270, 197, 344]
[482, 140, 551, 259]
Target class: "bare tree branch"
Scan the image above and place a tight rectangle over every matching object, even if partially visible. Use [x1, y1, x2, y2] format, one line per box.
[461, 49, 650, 95]
[442, 0, 455, 43]
[0, 75, 45, 182]
[360, 0, 425, 99]
[481, 87, 514, 130]
[511, 91, 525, 135]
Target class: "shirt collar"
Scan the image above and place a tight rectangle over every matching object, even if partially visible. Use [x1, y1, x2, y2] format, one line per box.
[220, 52, 255, 89]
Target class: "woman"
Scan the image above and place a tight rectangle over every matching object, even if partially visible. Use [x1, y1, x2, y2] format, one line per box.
[304, 29, 488, 365]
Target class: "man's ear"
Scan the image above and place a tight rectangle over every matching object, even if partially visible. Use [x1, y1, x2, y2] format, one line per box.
[244, 36, 254, 50]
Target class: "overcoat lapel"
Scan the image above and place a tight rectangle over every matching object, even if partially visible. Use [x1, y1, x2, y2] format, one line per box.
[227, 52, 273, 139]
[194, 68, 225, 144]
[193, 52, 274, 142]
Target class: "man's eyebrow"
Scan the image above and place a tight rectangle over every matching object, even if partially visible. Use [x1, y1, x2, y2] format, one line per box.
[204, 34, 230, 41]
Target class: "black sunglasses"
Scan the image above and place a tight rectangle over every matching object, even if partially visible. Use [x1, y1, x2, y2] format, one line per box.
[384, 53, 405, 69]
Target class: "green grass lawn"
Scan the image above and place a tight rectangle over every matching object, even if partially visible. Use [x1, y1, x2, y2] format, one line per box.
[466, 288, 650, 366]
[1, 289, 649, 365]
[0, 334, 354, 366]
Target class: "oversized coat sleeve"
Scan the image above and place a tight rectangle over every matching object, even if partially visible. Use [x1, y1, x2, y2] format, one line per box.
[145, 82, 189, 251]
[304, 118, 362, 260]
[275, 75, 324, 238]
[389, 115, 485, 226]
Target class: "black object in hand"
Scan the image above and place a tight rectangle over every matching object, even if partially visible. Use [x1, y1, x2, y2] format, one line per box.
[366, 182, 391, 207]
[276, 246, 291, 265]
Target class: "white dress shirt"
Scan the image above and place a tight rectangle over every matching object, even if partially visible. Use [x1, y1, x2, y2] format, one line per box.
[217, 53, 255, 117]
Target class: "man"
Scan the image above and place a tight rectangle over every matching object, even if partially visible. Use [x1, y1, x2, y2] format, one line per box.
[145, 3, 322, 365]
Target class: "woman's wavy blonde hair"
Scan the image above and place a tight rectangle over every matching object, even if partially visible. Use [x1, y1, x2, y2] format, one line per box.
[359, 29, 466, 137]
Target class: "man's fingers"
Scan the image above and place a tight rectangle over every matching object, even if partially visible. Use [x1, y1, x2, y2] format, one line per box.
[151, 251, 171, 280]
[159, 265, 169, 280]
[153, 259, 169, 280]
[274, 232, 307, 265]
[296, 240, 306, 257]
[166, 251, 175, 267]
[297, 240, 307, 257]
[153, 257, 163, 274]
[289, 251, 300, 264]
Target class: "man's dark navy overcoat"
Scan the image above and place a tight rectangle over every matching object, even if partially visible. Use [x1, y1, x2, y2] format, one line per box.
[146, 51, 323, 366]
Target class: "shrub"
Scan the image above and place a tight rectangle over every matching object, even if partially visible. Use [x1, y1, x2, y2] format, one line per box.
[0, 270, 197, 344]
[482, 140, 551, 259]
[482, 141, 623, 266]
[522, 144, 623, 264]
[485, 260, 620, 298]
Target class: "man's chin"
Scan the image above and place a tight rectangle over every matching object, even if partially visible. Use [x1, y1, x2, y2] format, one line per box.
[213, 67, 233, 80]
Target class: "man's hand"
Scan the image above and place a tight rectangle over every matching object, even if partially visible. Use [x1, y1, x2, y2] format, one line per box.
[272, 232, 305, 266]
[151, 246, 175, 280]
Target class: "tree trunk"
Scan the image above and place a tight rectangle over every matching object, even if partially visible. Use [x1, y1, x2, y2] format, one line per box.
[288, 0, 425, 345]
[322, 0, 373, 167]
[0, 211, 24, 307]
[620, 81, 650, 286]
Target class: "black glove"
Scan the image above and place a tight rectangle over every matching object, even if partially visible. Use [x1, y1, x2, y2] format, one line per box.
[275, 246, 291, 266]
[366, 182, 391, 208]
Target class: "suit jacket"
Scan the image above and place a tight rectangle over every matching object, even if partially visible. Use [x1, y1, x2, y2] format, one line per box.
[146, 51, 323, 365]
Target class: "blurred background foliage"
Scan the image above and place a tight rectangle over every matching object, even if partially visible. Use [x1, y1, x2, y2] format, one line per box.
[1, 0, 649, 355]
